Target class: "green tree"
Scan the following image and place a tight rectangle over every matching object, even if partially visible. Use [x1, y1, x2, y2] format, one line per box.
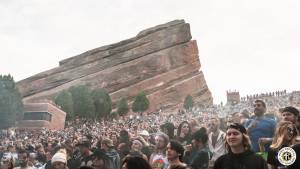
[92, 88, 112, 119]
[184, 94, 194, 111]
[117, 98, 129, 116]
[110, 111, 119, 119]
[0, 75, 23, 129]
[132, 91, 149, 115]
[69, 85, 95, 118]
[54, 90, 74, 120]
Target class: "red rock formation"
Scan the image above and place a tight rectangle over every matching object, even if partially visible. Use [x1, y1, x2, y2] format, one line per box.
[17, 20, 213, 112]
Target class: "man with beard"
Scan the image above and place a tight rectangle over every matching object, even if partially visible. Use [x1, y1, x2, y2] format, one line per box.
[14, 150, 33, 169]
[207, 117, 226, 168]
[245, 100, 276, 152]
[183, 128, 209, 169]
[77, 139, 93, 167]
[150, 133, 169, 169]
[101, 138, 120, 169]
[281, 106, 300, 132]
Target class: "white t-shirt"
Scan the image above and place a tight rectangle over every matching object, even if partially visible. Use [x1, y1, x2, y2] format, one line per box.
[151, 154, 169, 169]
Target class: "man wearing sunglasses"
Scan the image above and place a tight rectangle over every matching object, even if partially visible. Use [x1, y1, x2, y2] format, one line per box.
[245, 100, 276, 152]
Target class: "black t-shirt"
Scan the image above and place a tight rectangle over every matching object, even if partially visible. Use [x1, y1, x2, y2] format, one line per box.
[184, 148, 209, 169]
[267, 145, 290, 169]
[213, 150, 268, 169]
[287, 144, 300, 169]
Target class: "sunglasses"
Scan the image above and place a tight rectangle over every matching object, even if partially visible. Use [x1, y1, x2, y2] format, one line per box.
[287, 127, 295, 134]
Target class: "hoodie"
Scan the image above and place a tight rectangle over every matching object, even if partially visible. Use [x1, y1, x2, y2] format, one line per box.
[213, 150, 268, 169]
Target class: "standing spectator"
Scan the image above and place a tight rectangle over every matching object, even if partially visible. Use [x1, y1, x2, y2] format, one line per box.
[245, 100, 276, 152]
[14, 150, 33, 169]
[138, 130, 154, 160]
[260, 106, 300, 150]
[281, 106, 300, 132]
[176, 121, 192, 146]
[36, 145, 47, 165]
[127, 138, 148, 161]
[267, 121, 299, 169]
[239, 110, 250, 126]
[231, 112, 240, 124]
[213, 123, 268, 169]
[1, 154, 13, 169]
[184, 128, 209, 169]
[150, 133, 169, 169]
[118, 130, 131, 161]
[189, 119, 200, 135]
[166, 140, 188, 169]
[51, 149, 68, 169]
[161, 123, 175, 140]
[207, 117, 226, 168]
[77, 139, 93, 167]
[91, 150, 110, 169]
[101, 138, 120, 169]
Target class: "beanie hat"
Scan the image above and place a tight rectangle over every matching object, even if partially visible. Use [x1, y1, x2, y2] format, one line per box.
[281, 106, 300, 116]
[51, 149, 67, 164]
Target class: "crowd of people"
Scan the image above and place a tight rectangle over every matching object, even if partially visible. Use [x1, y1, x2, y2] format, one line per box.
[1, 99, 300, 169]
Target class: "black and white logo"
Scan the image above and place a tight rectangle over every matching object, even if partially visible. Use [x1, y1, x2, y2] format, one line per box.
[278, 147, 296, 166]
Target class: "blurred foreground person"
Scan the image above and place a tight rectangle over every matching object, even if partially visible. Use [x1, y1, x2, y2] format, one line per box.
[121, 156, 152, 169]
[213, 123, 267, 169]
[0, 156, 13, 169]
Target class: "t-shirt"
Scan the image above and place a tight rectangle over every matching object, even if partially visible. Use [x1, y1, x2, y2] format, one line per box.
[245, 117, 276, 152]
[267, 146, 288, 169]
[287, 144, 300, 169]
[190, 149, 209, 169]
[151, 154, 169, 169]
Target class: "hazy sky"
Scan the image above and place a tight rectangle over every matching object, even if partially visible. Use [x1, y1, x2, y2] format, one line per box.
[1, 0, 299, 103]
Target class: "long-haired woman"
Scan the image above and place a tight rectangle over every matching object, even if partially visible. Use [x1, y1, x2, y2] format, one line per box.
[267, 121, 299, 169]
[176, 121, 191, 146]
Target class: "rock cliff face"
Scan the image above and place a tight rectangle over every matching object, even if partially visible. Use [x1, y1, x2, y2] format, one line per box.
[17, 20, 213, 112]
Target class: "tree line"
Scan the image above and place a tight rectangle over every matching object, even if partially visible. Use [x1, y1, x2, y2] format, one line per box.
[54, 85, 151, 120]
[0, 74, 195, 129]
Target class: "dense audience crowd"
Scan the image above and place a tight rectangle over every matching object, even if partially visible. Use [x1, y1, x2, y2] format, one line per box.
[1, 97, 300, 169]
